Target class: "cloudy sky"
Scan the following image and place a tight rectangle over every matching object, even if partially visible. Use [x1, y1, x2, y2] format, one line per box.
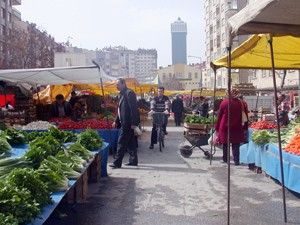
[17, 0, 205, 67]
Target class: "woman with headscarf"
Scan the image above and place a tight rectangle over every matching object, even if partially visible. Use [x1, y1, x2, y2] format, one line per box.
[215, 89, 245, 165]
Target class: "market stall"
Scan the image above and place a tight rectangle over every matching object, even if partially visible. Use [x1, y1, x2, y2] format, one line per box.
[0, 126, 109, 224]
[210, 0, 300, 223]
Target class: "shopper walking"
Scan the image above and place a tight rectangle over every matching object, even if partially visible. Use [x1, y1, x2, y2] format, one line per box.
[172, 95, 184, 126]
[215, 89, 245, 165]
[110, 78, 140, 168]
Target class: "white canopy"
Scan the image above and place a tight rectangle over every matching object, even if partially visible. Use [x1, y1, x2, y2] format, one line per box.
[0, 65, 116, 86]
[228, 0, 300, 39]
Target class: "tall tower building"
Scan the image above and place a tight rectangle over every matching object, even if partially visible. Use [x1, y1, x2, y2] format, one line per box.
[171, 17, 187, 65]
[204, 0, 249, 88]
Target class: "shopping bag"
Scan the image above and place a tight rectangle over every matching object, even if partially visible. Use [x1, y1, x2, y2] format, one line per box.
[208, 131, 221, 147]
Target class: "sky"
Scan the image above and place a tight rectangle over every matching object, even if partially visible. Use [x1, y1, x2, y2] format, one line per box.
[17, 0, 205, 67]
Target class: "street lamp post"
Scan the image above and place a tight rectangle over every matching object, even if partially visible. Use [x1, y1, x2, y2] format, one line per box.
[188, 55, 203, 88]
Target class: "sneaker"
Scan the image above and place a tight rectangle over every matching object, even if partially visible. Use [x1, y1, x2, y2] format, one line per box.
[149, 145, 154, 149]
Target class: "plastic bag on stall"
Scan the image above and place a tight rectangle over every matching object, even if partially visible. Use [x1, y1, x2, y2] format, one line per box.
[208, 131, 222, 148]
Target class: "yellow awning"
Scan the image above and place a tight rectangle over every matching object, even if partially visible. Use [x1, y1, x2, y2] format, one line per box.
[212, 34, 300, 70]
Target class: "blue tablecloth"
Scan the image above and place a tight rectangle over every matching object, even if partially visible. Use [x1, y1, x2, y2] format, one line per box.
[27, 143, 109, 225]
[240, 128, 300, 193]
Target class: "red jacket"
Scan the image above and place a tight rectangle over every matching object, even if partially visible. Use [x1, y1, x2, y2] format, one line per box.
[215, 98, 245, 144]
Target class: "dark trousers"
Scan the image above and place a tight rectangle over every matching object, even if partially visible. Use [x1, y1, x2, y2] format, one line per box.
[174, 113, 182, 126]
[113, 127, 138, 167]
[222, 143, 240, 164]
[151, 123, 167, 145]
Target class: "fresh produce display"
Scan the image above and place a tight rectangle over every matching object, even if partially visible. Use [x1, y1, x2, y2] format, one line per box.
[0, 213, 18, 225]
[22, 121, 55, 130]
[252, 130, 272, 145]
[25, 135, 62, 169]
[3, 128, 26, 146]
[250, 121, 277, 129]
[67, 143, 93, 161]
[53, 118, 113, 129]
[6, 168, 52, 207]
[284, 134, 300, 155]
[184, 115, 215, 124]
[77, 129, 103, 150]
[0, 127, 104, 223]
[0, 137, 11, 154]
[0, 181, 40, 224]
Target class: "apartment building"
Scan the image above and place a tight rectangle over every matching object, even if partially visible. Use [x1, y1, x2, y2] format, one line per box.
[0, 0, 21, 64]
[204, 0, 248, 89]
[96, 47, 157, 83]
[157, 64, 202, 90]
[54, 47, 97, 67]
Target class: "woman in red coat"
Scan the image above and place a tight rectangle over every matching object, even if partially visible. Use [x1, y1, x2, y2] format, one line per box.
[215, 89, 245, 165]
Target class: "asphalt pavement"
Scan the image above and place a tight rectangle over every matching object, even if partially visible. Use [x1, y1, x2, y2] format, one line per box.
[46, 125, 300, 225]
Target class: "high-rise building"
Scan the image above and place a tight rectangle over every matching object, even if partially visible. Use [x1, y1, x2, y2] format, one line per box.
[96, 47, 157, 83]
[171, 17, 187, 65]
[0, 0, 22, 66]
[204, 0, 249, 88]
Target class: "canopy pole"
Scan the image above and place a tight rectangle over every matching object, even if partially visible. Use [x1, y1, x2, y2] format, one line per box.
[93, 61, 114, 157]
[227, 45, 232, 225]
[268, 36, 287, 223]
[210, 68, 217, 166]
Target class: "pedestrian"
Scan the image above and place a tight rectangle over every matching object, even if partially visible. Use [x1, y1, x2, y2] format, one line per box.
[172, 94, 184, 126]
[198, 97, 209, 117]
[110, 78, 140, 168]
[148, 86, 170, 149]
[215, 89, 245, 166]
[50, 94, 72, 118]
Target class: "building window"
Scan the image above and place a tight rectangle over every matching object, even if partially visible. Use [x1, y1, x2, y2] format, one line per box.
[217, 35, 221, 48]
[228, 0, 238, 10]
[222, 18, 225, 26]
[188, 73, 192, 79]
[169, 73, 172, 78]
[8, 12, 11, 22]
[0, 25, 5, 35]
[210, 40, 213, 52]
[216, 5, 220, 15]
[195, 73, 198, 79]
[216, 20, 220, 30]
[262, 70, 266, 78]
[209, 25, 213, 34]
[163, 74, 166, 80]
[221, 3, 224, 11]
[2, 8, 6, 19]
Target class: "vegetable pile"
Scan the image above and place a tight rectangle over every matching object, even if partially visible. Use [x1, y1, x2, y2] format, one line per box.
[22, 121, 55, 130]
[252, 130, 272, 145]
[284, 134, 300, 155]
[49, 118, 113, 129]
[0, 127, 103, 224]
[77, 129, 103, 150]
[3, 128, 26, 146]
[184, 115, 214, 124]
[250, 121, 277, 130]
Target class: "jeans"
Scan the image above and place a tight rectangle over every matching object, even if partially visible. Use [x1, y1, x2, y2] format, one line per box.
[151, 123, 167, 145]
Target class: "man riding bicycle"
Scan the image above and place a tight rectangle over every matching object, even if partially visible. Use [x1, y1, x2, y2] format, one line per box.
[148, 86, 170, 149]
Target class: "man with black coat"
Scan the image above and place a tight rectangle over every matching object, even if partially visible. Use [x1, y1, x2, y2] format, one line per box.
[171, 95, 184, 126]
[50, 94, 72, 118]
[110, 78, 140, 168]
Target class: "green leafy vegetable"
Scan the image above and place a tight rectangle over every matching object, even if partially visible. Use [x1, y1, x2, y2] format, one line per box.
[252, 130, 272, 145]
[0, 213, 18, 225]
[184, 115, 215, 124]
[0, 137, 11, 154]
[6, 168, 52, 207]
[0, 180, 40, 224]
[77, 129, 102, 151]
[4, 128, 26, 146]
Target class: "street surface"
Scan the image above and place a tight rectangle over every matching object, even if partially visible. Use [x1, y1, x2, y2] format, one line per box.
[46, 126, 300, 225]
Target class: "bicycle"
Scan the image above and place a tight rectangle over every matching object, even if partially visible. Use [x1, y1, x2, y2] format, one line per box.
[152, 112, 168, 152]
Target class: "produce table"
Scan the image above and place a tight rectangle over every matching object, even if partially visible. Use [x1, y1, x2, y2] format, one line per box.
[15, 142, 109, 225]
[240, 129, 263, 167]
[240, 129, 300, 193]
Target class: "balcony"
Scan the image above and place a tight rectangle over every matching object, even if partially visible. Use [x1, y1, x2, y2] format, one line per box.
[12, 0, 21, 6]
[12, 7, 21, 21]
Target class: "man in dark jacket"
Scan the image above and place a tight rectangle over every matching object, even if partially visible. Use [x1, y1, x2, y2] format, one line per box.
[172, 95, 184, 126]
[50, 94, 72, 118]
[110, 78, 140, 168]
